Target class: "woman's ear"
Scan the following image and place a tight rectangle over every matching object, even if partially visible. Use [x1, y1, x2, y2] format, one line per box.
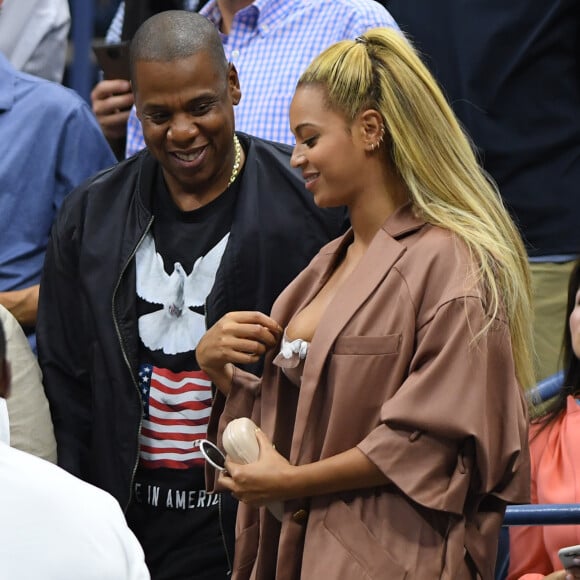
[359, 109, 385, 152]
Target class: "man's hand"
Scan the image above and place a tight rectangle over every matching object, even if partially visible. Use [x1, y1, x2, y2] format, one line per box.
[196, 311, 282, 394]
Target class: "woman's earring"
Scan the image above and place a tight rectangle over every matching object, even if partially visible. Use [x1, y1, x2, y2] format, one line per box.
[379, 126, 385, 144]
[369, 125, 385, 152]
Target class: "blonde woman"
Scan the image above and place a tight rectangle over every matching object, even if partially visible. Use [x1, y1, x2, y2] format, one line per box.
[197, 28, 533, 580]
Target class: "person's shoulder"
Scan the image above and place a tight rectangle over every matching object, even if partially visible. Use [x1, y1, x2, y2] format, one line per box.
[241, 132, 293, 158]
[15, 70, 85, 108]
[240, 132, 298, 177]
[297, 0, 398, 26]
[405, 222, 471, 266]
[393, 221, 484, 306]
[57, 152, 145, 219]
[0, 443, 123, 514]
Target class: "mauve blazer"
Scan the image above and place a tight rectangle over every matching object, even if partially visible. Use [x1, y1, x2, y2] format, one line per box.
[209, 204, 530, 580]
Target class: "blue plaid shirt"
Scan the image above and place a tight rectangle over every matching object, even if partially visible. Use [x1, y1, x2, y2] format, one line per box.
[105, 1, 202, 43]
[125, 0, 398, 156]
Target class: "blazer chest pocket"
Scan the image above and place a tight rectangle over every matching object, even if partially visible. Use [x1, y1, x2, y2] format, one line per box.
[333, 334, 401, 355]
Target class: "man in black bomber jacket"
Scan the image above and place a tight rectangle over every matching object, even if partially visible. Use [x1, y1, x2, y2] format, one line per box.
[36, 11, 345, 580]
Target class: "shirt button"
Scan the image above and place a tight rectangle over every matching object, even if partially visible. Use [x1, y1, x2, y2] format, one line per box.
[232, 49, 240, 58]
[292, 509, 308, 523]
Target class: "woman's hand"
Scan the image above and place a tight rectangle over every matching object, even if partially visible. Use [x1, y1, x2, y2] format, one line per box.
[219, 429, 292, 505]
[565, 565, 580, 579]
[196, 311, 282, 393]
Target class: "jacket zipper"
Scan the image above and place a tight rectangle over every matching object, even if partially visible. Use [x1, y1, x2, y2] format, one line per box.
[112, 216, 154, 512]
[206, 301, 233, 576]
[218, 494, 233, 575]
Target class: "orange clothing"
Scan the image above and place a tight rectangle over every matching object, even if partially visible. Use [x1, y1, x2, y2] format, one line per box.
[508, 396, 580, 579]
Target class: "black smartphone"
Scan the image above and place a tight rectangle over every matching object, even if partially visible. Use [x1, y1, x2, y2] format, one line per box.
[92, 40, 131, 81]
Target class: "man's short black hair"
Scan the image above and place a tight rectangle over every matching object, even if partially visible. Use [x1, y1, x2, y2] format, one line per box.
[130, 10, 228, 86]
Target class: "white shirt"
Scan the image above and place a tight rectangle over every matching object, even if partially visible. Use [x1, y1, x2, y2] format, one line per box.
[0, 0, 70, 82]
[0, 439, 151, 580]
[0, 305, 57, 463]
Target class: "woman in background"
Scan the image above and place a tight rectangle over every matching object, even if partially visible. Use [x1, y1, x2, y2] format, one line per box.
[508, 261, 580, 580]
[198, 28, 534, 580]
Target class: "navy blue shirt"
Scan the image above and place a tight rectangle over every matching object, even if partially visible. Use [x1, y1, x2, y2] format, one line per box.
[383, 0, 580, 257]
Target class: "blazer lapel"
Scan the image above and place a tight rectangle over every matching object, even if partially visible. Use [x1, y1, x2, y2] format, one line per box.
[289, 227, 408, 463]
[260, 239, 343, 441]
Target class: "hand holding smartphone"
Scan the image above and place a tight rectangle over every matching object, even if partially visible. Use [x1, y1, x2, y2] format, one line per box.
[558, 544, 580, 569]
[92, 40, 131, 81]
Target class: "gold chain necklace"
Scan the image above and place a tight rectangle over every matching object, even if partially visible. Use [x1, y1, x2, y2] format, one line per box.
[228, 135, 242, 187]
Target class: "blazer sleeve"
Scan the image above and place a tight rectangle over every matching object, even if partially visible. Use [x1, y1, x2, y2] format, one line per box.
[205, 366, 262, 491]
[36, 196, 92, 477]
[357, 296, 530, 515]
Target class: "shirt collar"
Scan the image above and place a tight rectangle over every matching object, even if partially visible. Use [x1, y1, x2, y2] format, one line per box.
[0, 52, 16, 112]
[201, 0, 294, 35]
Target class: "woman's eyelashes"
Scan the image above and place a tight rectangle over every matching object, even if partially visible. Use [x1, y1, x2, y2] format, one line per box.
[302, 135, 319, 148]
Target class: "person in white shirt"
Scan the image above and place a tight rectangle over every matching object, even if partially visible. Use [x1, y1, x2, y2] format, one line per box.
[0, 319, 151, 580]
[0, 305, 56, 463]
[0, 0, 70, 83]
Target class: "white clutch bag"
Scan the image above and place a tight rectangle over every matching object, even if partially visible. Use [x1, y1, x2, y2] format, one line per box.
[222, 418, 284, 521]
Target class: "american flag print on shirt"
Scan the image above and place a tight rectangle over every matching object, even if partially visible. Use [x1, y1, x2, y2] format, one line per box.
[138, 363, 212, 469]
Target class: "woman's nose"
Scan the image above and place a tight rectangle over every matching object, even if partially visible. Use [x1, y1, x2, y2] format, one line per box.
[290, 147, 306, 168]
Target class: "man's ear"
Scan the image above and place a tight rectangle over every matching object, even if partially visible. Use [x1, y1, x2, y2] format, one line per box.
[228, 63, 242, 106]
[0, 360, 11, 400]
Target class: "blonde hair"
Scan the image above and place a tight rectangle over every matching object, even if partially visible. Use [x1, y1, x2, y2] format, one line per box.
[298, 28, 535, 389]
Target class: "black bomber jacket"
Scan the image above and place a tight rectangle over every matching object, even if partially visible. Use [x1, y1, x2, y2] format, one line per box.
[37, 133, 346, 509]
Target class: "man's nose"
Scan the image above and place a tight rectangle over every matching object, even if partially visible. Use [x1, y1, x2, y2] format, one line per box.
[168, 114, 198, 142]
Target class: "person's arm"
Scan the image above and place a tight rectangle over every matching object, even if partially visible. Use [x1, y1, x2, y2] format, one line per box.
[20, 0, 70, 83]
[507, 488, 559, 578]
[0, 285, 39, 327]
[219, 429, 387, 505]
[196, 310, 282, 395]
[219, 297, 529, 524]
[36, 196, 92, 477]
[55, 99, 117, 210]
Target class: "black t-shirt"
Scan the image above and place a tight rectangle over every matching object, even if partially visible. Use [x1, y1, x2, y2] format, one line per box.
[127, 166, 239, 579]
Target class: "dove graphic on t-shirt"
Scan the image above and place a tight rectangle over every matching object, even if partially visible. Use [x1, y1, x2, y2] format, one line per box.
[135, 232, 229, 354]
